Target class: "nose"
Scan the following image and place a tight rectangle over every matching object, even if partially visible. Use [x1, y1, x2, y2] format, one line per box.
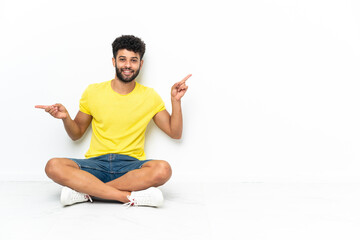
[124, 60, 131, 68]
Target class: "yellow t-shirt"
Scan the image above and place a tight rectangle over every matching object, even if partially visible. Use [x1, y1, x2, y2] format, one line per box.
[79, 80, 166, 160]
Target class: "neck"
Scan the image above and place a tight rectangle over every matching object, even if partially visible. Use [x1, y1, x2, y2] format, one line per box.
[111, 78, 136, 95]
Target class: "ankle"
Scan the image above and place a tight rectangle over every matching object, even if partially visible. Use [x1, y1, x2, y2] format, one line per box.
[118, 190, 131, 203]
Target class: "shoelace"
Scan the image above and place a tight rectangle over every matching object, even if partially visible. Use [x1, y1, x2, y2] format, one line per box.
[124, 195, 137, 208]
[123, 193, 156, 208]
[86, 194, 93, 203]
[71, 192, 93, 203]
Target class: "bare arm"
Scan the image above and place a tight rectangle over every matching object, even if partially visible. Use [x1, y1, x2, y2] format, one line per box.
[63, 110, 92, 140]
[153, 74, 191, 139]
[35, 104, 92, 141]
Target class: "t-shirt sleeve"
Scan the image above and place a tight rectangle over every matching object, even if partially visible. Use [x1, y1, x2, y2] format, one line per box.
[79, 85, 91, 115]
[153, 89, 166, 114]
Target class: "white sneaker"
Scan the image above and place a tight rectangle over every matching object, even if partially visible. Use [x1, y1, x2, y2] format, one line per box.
[125, 187, 164, 207]
[60, 187, 93, 206]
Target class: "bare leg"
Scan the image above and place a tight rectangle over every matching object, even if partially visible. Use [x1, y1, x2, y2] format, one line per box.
[105, 160, 172, 191]
[45, 158, 130, 202]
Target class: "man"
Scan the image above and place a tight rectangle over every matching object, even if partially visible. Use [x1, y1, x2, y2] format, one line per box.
[36, 35, 190, 207]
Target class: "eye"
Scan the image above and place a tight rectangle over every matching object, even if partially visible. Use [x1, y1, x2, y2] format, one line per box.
[131, 59, 138, 63]
[119, 58, 126, 62]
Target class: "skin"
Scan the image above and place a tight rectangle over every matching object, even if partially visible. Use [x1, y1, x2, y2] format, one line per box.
[35, 49, 190, 203]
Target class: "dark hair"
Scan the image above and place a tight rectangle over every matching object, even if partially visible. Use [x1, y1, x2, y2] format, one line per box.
[112, 35, 146, 60]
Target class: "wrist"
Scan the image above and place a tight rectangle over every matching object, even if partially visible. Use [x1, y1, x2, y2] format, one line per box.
[61, 111, 71, 121]
[171, 97, 181, 104]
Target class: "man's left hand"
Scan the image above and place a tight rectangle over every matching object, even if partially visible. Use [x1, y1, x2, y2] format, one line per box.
[171, 74, 191, 101]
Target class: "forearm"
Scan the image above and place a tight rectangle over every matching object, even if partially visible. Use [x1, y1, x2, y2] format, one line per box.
[155, 73, 190, 139]
[169, 99, 183, 139]
[62, 113, 82, 141]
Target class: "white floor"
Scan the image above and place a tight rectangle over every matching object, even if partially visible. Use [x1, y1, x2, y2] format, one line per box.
[1, 180, 360, 240]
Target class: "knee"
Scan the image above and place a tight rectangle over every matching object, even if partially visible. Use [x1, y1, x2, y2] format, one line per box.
[45, 158, 65, 181]
[152, 160, 172, 186]
[45, 158, 59, 178]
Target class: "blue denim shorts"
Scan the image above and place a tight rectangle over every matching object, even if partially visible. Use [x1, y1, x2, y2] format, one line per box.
[68, 154, 151, 183]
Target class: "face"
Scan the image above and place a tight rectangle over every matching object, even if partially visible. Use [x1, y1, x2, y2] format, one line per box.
[113, 49, 143, 83]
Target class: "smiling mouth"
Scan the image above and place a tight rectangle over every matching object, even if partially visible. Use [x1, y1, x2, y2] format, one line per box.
[122, 69, 133, 76]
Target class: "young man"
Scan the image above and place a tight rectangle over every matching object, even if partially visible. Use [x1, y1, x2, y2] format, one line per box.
[36, 35, 190, 207]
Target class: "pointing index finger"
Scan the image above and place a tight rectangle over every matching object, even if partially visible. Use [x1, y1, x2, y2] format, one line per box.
[181, 74, 192, 83]
[176, 74, 192, 87]
[35, 105, 50, 109]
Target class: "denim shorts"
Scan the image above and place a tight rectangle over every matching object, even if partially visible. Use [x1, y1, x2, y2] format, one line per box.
[68, 153, 151, 183]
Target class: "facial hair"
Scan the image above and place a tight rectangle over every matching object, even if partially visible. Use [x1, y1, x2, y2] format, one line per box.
[115, 65, 141, 83]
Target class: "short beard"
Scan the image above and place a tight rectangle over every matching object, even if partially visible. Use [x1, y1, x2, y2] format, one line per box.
[115, 66, 141, 83]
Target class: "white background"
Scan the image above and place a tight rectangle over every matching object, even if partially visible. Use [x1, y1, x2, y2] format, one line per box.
[1, 0, 359, 183]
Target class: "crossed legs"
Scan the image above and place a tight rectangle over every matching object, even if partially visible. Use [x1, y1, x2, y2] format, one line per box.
[45, 158, 172, 203]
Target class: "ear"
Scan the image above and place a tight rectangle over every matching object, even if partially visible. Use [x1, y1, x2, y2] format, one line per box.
[112, 58, 116, 67]
[140, 59, 144, 69]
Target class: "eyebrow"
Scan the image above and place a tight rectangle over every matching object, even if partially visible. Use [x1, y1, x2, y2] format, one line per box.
[118, 56, 139, 59]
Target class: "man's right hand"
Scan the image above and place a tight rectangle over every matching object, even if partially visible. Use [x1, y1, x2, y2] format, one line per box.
[35, 104, 68, 119]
